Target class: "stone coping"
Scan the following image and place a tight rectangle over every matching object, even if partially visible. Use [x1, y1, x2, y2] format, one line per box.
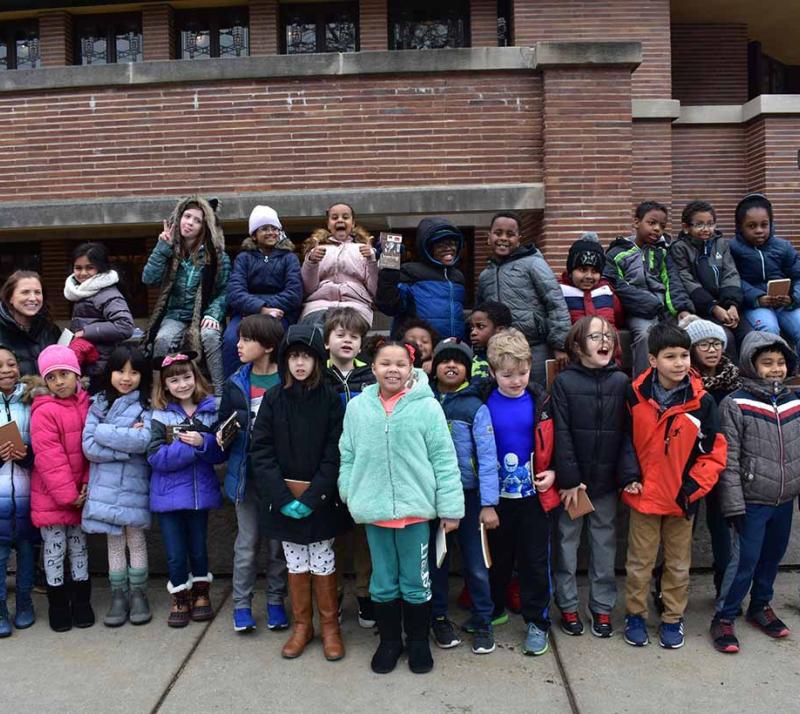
[673, 94, 800, 124]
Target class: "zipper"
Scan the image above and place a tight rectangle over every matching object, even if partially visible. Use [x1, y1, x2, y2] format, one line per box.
[384, 411, 398, 518]
[758, 248, 766, 283]
[593, 373, 601, 466]
[663, 414, 677, 455]
[773, 396, 786, 504]
[445, 267, 454, 337]
[2, 395, 16, 538]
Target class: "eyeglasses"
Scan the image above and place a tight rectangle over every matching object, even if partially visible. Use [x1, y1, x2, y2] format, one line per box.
[256, 225, 280, 234]
[689, 222, 717, 230]
[696, 339, 724, 352]
[587, 332, 613, 343]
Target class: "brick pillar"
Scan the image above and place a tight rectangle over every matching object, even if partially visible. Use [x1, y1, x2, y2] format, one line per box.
[473, 227, 490, 289]
[360, 0, 388, 51]
[39, 11, 73, 67]
[470, 0, 497, 48]
[142, 3, 175, 61]
[632, 120, 672, 226]
[250, 0, 279, 56]
[40, 240, 71, 321]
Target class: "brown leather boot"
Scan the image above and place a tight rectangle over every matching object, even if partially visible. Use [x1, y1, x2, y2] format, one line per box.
[282, 572, 314, 659]
[167, 591, 191, 628]
[190, 575, 214, 622]
[313, 572, 345, 661]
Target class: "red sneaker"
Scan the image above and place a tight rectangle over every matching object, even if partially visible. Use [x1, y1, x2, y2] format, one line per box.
[506, 578, 521, 614]
[457, 584, 473, 611]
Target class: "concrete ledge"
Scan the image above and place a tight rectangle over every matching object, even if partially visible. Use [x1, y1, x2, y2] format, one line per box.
[631, 98, 681, 120]
[534, 41, 642, 69]
[674, 105, 744, 124]
[742, 93, 800, 121]
[674, 95, 800, 124]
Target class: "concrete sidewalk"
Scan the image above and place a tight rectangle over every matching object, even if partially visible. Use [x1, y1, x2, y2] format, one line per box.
[2, 573, 800, 713]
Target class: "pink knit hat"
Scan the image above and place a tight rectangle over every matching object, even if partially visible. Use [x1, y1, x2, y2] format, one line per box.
[38, 344, 81, 379]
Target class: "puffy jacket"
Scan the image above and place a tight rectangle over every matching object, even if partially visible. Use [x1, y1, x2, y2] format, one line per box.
[668, 232, 742, 317]
[376, 218, 467, 339]
[558, 274, 624, 327]
[147, 396, 224, 513]
[729, 232, 800, 308]
[30, 387, 90, 527]
[551, 363, 639, 498]
[433, 382, 499, 506]
[0, 302, 62, 377]
[477, 244, 570, 350]
[604, 236, 693, 319]
[339, 370, 465, 524]
[623, 369, 727, 518]
[81, 391, 152, 534]
[325, 359, 376, 408]
[0, 381, 36, 544]
[718, 332, 800, 517]
[227, 238, 303, 324]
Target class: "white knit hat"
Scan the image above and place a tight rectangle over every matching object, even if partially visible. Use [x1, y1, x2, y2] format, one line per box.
[679, 315, 728, 349]
[248, 205, 282, 235]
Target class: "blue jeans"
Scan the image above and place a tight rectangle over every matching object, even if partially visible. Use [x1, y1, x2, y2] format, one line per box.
[743, 307, 800, 347]
[158, 510, 210, 588]
[430, 489, 493, 626]
[717, 500, 793, 620]
[701, 485, 732, 582]
[0, 539, 35, 603]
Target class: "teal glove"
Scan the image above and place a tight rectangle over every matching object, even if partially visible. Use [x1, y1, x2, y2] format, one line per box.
[294, 501, 313, 518]
[280, 500, 313, 519]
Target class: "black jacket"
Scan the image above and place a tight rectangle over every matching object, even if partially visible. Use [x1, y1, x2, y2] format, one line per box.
[551, 362, 640, 498]
[0, 302, 62, 377]
[325, 360, 376, 407]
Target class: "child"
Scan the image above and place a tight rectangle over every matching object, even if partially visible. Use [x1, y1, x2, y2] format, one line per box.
[339, 340, 464, 674]
[551, 317, 639, 638]
[729, 193, 800, 346]
[428, 338, 498, 655]
[0, 346, 36, 636]
[711, 332, 800, 653]
[64, 242, 135, 392]
[669, 201, 748, 358]
[82, 346, 153, 627]
[468, 301, 512, 381]
[147, 351, 224, 627]
[222, 205, 302, 377]
[250, 324, 347, 661]
[30, 345, 93, 632]
[482, 328, 557, 656]
[218, 315, 289, 633]
[477, 211, 571, 386]
[396, 317, 438, 374]
[604, 201, 693, 376]
[622, 322, 726, 649]
[376, 217, 467, 340]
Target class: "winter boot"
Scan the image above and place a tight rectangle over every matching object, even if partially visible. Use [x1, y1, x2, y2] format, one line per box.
[13, 589, 35, 630]
[71, 577, 95, 628]
[104, 571, 129, 627]
[371, 599, 404, 674]
[282, 572, 314, 659]
[313, 572, 345, 661]
[0, 600, 11, 637]
[47, 583, 72, 632]
[403, 600, 434, 674]
[128, 567, 152, 625]
[190, 574, 214, 622]
[167, 581, 191, 628]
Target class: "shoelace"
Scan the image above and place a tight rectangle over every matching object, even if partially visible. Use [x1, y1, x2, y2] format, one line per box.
[563, 612, 579, 623]
[761, 607, 777, 624]
[595, 614, 611, 625]
[718, 621, 736, 637]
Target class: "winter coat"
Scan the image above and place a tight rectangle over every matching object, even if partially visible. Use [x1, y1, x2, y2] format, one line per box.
[64, 271, 135, 377]
[226, 238, 303, 324]
[623, 369, 727, 518]
[81, 391, 152, 534]
[0, 381, 36, 544]
[551, 363, 640, 498]
[30, 387, 90, 527]
[718, 332, 800, 517]
[376, 218, 467, 340]
[604, 236, 693, 319]
[339, 370, 465, 524]
[147, 396, 224, 513]
[558, 274, 624, 328]
[250, 324, 349, 544]
[325, 359, 376, 408]
[477, 244, 571, 350]
[300, 227, 378, 325]
[0, 302, 62, 377]
[433, 382, 499, 506]
[729, 232, 800, 309]
[693, 356, 741, 405]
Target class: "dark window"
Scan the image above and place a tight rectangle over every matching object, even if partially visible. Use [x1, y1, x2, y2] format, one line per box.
[497, 0, 511, 47]
[0, 241, 41, 286]
[0, 21, 40, 70]
[176, 7, 249, 60]
[389, 0, 469, 50]
[281, 2, 358, 54]
[74, 14, 142, 65]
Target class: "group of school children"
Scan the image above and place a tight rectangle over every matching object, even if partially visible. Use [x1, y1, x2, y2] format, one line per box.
[1, 190, 800, 673]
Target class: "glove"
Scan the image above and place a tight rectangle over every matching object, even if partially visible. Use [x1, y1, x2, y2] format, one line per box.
[280, 500, 313, 519]
[293, 501, 313, 518]
[726, 515, 745, 534]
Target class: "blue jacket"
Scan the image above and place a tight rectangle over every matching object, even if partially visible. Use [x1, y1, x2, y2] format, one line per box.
[729, 232, 800, 308]
[433, 382, 499, 506]
[81, 391, 152, 534]
[0, 382, 36, 544]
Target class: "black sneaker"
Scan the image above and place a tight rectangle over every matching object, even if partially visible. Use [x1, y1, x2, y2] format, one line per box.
[710, 617, 739, 653]
[357, 596, 376, 628]
[432, 616, 461, 648]
[471, 626, 495, 654]
[746, 605, 790, 638]
[589, 610, 614, 638]
[560, 611, 584, 636]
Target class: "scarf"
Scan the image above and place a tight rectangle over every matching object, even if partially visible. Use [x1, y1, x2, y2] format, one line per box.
[699, 356, 741, 394]
[63, 271, 119, 302]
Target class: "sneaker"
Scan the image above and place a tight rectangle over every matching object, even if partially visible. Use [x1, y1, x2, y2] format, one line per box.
[659, 620, 685, 649]
[471, 627, 495, 654]
[491, 611, 509, 626]
[13, 595, 35, 630]
[357, 596, 376, 628]
[589, 610, 614, 638]
[746, 605, 790, 638]
[623, 614, 649, 647]
[432, 616, 461, 648]
[506, 578, 522, 614]
[522, 622, 549, 656]
[267, 603, 289, 631]
[233, 607, 256, 632]
[710, 617, 740, 653]
[560, 611, 584, 636]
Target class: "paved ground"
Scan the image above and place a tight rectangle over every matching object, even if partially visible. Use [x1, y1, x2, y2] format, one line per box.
[3, 573, 800, 713]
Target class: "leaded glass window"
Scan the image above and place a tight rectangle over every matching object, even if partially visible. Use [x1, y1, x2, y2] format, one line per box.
[176, 8, 249, 60]
[281, 3, 358, 54]
[389, 0, 469, 50]
[0, 21, 40, 70]
[74, 14, 142, 65]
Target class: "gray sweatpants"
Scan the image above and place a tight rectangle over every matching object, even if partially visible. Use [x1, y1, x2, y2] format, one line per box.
[554, 491, 618, 615]
[627, 316, 659, 377]
[153, 317, 225, 396]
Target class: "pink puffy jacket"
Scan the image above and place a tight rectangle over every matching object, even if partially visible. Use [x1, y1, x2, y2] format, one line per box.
[30, 389, 90, 527]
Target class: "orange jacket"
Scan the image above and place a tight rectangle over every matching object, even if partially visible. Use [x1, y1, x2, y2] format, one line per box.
[622, 369, 727, 518]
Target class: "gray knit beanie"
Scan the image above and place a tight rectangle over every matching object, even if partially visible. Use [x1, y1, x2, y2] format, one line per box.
[679, 315, 727, 349]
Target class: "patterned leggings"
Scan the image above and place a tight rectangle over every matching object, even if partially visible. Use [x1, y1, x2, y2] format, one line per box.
[107, 527, 148, 572]
[282, 539, 335, 576]
[41, 525, 88, 586]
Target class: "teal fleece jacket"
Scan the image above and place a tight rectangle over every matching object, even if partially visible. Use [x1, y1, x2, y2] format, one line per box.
[338, 370, 465, 524]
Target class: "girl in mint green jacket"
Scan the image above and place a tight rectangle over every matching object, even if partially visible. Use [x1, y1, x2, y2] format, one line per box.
[339, 340, 463, 677]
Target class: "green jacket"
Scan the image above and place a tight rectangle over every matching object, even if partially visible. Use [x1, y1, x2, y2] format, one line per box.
[338, 370, 465, 524]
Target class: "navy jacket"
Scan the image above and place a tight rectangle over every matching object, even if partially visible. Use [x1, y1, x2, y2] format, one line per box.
[325, 359, 376, 408]
[729, 232, 800, 309]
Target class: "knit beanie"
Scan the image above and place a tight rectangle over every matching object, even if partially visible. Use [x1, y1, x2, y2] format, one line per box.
[566, 232, 605, 274]
[248, 205, 282, 235]
[38, 344, 81, 379]
[679, 315, 728, 349]
[431, 338, 473, 377]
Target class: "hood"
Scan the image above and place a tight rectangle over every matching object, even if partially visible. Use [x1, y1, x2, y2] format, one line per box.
[302, 225, 373, 258]
[416, 217, 464, 268]
[632, 367, 705, 405]
[168, 195, 225, 254]
[0, 300, 52, 338]
[63, 270, 120, 302]
[240, 236, 295, 253]
[165, 394, 217, 417]
[489, 242, 538, 266]
[608, 234, 669, 252]
[738, 331, 797, 379]
[361, 367, 433, 403]
[90, 389, 142, 415]
[562, 361, 620, 378]
[277, 323, 328, 379]
[0, 380, 26, 406]
[675, 230, 724, 250]
[30, 387, 88, 415]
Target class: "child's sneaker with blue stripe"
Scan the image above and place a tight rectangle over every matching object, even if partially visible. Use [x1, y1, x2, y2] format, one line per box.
[624, 614, 649, 647]
[233, 607, 256, 632]
[267, 602, 289, 630]
[659, 619, 684, 649]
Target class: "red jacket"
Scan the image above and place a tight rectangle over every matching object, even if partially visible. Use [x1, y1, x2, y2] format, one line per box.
[623, 369, 726, 518]
[558, 274, 624, 327]
[30, 389, 90, 527]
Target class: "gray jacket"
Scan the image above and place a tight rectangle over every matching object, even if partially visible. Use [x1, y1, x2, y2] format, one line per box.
[718, 332, 800, 517]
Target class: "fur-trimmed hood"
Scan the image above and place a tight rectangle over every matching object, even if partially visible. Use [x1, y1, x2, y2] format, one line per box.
[241, 235, 295, 253]
[302, 225, 373, 259]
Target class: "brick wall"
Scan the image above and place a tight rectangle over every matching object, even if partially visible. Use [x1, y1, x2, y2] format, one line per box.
[671, 24, 748, 106]
[632, 121, 672, 227]
[39, 11, 72, 67]
[250, 0, 279, 56]
[470, 0, 497, 48]
[142, 3, 175, 61]
[359, 0, 387, 51]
